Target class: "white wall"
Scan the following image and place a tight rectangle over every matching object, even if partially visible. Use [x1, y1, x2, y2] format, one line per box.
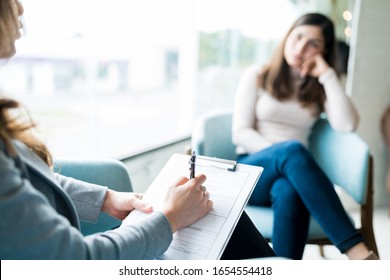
[347, 0, 390, 207]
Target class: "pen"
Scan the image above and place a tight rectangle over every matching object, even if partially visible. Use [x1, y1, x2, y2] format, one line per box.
[189, 151, 196, 179]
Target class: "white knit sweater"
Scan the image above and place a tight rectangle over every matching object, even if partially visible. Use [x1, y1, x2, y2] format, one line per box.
[232, 65, 359, 155]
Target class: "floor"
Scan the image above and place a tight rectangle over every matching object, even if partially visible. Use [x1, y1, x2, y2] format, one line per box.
[302, 206, 390, 260]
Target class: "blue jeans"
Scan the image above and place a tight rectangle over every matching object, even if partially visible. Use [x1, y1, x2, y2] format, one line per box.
[238, 140, 363, 259]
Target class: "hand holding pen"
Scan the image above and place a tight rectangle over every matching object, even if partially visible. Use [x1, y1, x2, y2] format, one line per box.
[161, 173, 212, 232]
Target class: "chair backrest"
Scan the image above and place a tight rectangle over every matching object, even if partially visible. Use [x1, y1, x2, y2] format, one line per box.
[192, 111, 370, 205]
[308, 118, 370, 205]
[54, 158, 133, 235]
[54, 159, 133, 192]
[192, 110, 237, 160]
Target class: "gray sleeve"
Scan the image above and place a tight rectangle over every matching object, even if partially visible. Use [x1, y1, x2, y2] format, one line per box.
[85, 211, 173, 259]
[0, 149, 173, 260]
[53, 173, 107, 223]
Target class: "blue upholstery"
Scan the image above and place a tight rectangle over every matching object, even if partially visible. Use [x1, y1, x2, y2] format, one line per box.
[191, 110, 378, 256]
[308, 118, 369, 204]
[53, 159, 132, 236]
[192, 110, 237, 160]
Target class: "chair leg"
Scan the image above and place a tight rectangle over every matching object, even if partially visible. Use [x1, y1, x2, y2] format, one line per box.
[360, 227, 379, 258]
[319, 245, 325, 258]
[360, 156, 380, 258]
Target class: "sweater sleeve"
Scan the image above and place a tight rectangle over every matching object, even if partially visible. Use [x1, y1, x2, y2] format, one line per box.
[320, 68, 360, 131]
[84, 211, 173, 260]
[232, 65, 273, 154]
[0, 147, 173, 260]
[53, 173, 107, 223]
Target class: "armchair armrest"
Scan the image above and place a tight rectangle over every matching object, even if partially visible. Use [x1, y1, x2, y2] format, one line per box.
[53, 158, 133, 235]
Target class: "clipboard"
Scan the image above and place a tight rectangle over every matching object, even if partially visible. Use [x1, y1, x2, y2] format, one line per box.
[125, 153, 263, 260]
[196, 155, 238, 172]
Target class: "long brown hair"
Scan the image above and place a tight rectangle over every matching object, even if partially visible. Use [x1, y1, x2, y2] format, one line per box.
[0, 98, 53, 166]
[257, 13, 337, 112]
[0, 0, 52, 166]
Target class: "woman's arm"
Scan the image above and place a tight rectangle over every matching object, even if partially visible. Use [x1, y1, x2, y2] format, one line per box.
[0, 149, 173, 260]
[320, 68, 360, 131]
[53, 173, 107, 223]
[300, 54, 359, 132]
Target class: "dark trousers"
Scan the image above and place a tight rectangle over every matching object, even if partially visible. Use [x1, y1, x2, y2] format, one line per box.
[221, 211, 276, 259]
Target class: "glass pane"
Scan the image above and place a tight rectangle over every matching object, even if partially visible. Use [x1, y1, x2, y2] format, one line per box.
[195, 0, 300, 115]
[0, 0, 351, 159]
[0, 0, 188, 158]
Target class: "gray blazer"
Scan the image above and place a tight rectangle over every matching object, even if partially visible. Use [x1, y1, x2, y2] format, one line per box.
[0, 139, 172, 259]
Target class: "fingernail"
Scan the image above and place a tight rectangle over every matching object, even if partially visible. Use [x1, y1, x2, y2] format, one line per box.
[144, 204, 153, 210]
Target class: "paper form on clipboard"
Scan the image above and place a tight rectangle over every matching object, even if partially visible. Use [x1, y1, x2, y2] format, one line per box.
[125, 153, 263, 260]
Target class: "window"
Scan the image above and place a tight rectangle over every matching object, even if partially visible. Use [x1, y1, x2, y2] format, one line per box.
[1, 0, 189, 159]
[195, 0, 299, 116]
[0, 0, 351, 159]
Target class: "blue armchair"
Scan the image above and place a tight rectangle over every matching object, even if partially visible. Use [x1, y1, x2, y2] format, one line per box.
[53, 159, 133, 236]
[191, 110, 379, 258]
